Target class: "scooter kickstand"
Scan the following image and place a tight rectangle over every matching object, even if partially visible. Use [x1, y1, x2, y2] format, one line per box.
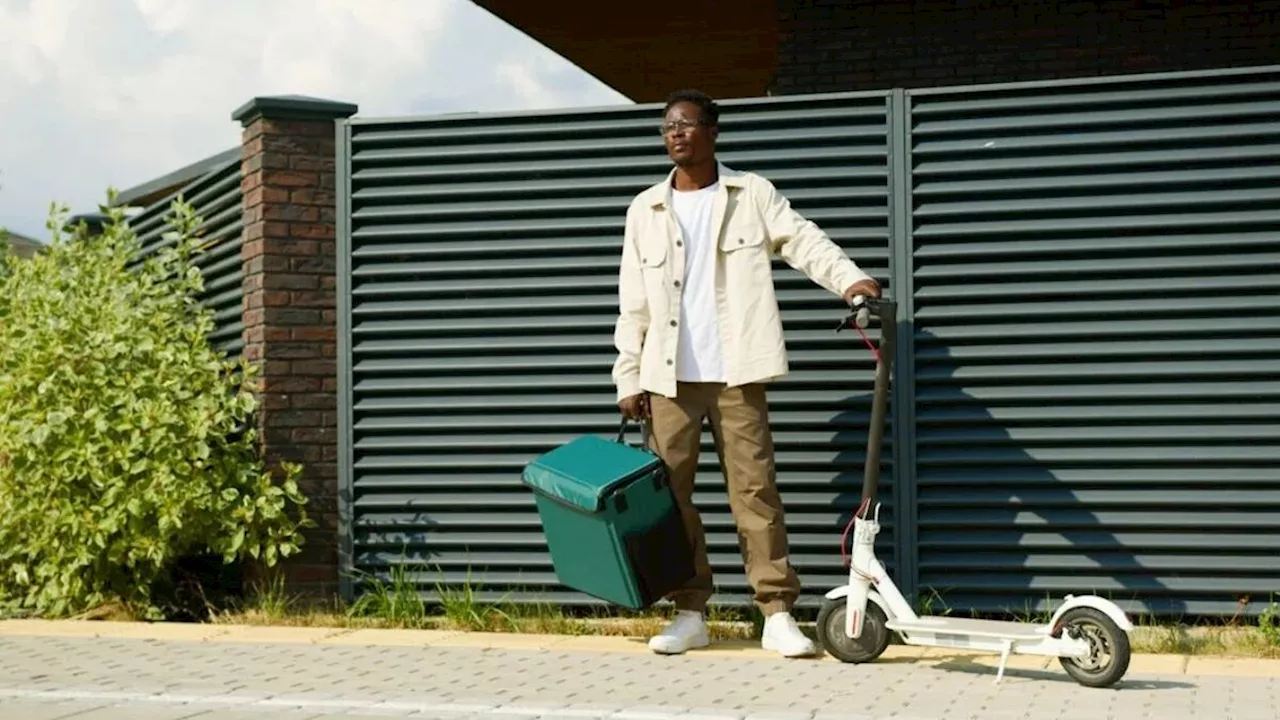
[994, 639, 1012, 685]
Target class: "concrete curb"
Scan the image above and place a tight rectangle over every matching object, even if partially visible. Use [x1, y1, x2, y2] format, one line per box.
[2, 619, 1278, 678]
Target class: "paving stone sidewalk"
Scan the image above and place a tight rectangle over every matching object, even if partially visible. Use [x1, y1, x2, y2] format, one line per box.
[0, 633, 1277, 720]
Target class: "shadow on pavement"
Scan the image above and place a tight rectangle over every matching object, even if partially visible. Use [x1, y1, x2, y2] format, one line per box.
[929, 656, 1197, 690]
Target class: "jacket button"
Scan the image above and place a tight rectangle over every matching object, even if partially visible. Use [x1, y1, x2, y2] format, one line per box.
[666, 359, 673, 366]
[670, 320, 677, 327]
[676, 241, 683, 247]
[738, 238, 744, 245]
[674, 280, 681, 287]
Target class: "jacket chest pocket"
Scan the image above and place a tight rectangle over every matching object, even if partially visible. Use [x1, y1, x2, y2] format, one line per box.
[637, 239, 671, 299]
[719, 217, 770, 280]
[638, 240, 668, 270]
[719, 196, 769, 257]
[720, 230, 766, 253]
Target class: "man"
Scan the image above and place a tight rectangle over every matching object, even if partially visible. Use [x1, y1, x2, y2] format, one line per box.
[611, 89, 882, 658]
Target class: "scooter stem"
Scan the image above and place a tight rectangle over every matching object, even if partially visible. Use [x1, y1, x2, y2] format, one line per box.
[841, 298, 897, 516]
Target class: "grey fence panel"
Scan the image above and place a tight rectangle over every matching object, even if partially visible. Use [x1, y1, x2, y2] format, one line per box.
[905, 65, 1280, 618]
[340, 92, 896, 609]
[128, 158, 245, 357]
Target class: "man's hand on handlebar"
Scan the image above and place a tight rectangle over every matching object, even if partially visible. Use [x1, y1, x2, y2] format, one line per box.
[839, 279, 889, 332]
[842, 278, 882, 305]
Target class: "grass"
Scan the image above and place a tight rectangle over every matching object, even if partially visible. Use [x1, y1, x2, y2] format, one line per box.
[199, 561, 762, 642]
[16, 564, 1280, 661]
[1124, 596, 1280, 659]
[189, 568, 1280, 660]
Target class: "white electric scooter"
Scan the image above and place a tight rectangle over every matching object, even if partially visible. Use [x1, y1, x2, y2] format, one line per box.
[815, 296, 1134, 688]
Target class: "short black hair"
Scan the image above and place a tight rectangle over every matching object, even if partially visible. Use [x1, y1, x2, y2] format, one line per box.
[664, 89, 719, 127]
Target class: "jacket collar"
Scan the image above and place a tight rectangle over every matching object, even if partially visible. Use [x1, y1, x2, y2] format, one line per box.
[640, 161, 744, 209]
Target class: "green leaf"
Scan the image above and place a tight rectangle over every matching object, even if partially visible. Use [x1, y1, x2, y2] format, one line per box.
[0, 198, 311, 618]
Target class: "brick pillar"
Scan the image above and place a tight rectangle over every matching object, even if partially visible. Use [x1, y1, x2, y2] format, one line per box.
[232, 95, 357, 599]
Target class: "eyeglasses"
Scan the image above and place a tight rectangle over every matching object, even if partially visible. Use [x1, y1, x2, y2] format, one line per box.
[659, 119, 706, 136]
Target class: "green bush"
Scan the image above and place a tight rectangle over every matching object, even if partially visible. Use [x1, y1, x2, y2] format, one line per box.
[1261, 598, 1280, 647]
[0, 229, 12, 282]
[0, 198, 310, 619]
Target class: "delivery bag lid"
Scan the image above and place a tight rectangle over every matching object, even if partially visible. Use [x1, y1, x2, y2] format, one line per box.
[521, 424, 660, 514]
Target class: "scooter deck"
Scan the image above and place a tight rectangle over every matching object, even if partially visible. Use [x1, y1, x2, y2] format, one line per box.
[885, 616, 1045, 640]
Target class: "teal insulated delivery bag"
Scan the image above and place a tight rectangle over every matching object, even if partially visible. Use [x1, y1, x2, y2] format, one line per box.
[521, 422, 696, 610]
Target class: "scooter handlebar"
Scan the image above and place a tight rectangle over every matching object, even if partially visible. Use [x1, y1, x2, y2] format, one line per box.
[838, 294, 896, 333]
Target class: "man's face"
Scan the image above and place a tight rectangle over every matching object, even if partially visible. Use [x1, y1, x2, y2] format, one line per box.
[662, 101, 717, 167]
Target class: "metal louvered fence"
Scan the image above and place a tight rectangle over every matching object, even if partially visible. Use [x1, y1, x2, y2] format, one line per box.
[336, 64, 1280, 619]
[128, 156, 245, 358]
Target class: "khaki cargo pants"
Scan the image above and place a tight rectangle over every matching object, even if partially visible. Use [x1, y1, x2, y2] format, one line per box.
[645, 382, 800, 615]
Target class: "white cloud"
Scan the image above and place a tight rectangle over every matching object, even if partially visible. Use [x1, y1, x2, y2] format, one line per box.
[0, 0, 629, 239]
[495, 52, 601, 111]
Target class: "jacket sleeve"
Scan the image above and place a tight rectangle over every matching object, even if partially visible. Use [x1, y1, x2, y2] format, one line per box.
[754, 176, 874, 297]
[611, 203, 648, 402]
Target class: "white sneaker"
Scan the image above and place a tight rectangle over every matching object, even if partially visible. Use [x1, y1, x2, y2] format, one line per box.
[761, 611, 818, 658]
[648, 610, 711, 655]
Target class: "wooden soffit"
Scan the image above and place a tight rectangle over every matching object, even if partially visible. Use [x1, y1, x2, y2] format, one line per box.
[471, 0, 778, 103]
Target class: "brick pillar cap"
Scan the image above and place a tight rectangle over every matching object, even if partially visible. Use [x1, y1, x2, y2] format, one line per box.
[232, 94, 358, 126]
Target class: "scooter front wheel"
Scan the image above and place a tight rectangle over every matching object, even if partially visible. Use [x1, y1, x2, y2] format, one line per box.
[816, 596, 891, 663]
[1056, 607, 1131, 688]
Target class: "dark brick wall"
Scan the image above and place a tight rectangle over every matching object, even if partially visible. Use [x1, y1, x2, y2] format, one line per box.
[775, 0, 1280, 95]
[233, 96, 357, 598]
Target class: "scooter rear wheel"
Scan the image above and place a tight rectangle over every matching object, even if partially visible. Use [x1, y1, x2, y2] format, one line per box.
[1056, 607, 1131, 688]
[816, 596, 891, 663]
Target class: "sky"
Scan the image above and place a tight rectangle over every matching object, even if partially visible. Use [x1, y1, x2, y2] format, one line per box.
[0, 0, 631, 241]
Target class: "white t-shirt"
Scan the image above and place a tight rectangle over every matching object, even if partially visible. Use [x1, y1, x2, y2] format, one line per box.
[670, 182, 724, 383]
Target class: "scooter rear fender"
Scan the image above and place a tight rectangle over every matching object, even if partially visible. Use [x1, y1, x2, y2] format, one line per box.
[1048, 594, 1135, 633]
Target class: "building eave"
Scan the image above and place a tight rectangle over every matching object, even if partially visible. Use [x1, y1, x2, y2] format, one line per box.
[469, 0, 778, 103]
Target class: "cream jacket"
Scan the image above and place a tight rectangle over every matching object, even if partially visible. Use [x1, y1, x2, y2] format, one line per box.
[612, 162, 874, 401]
